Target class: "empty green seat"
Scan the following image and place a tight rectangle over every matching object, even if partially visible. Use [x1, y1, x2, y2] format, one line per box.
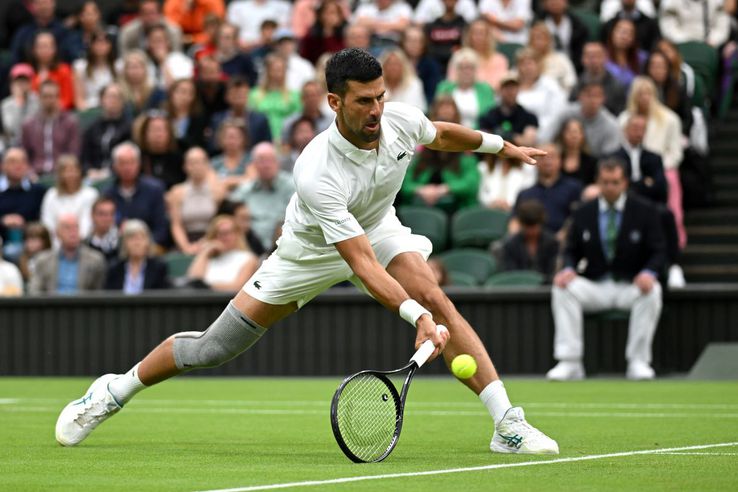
[497, 42, 523, 68]
[451, 206, 508, 249]
[76, 107, 102, 132]
[448, 271, 477, 287]
[678, 42, 719, 95]
[571, 8, 601, 41]
[438, 249, 497, 285]
[398, 205, 449, 253]
[485, 270, 544, 287]
[164, 252, 194, 278]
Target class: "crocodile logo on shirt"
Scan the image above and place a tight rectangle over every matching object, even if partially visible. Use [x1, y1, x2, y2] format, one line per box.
[396, 151, 408, 161]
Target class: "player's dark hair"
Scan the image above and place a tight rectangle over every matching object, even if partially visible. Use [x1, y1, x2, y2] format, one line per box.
[325, 48, 382, 96]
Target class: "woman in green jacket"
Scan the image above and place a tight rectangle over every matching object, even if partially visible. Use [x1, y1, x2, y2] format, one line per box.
[401, 96, 481, 214]
[249, 54, 302, 145]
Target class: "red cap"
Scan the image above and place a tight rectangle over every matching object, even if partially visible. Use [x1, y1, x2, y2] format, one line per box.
[10, 63, 34, 80]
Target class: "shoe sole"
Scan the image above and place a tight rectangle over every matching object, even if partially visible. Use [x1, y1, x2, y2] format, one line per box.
[55, 374, 118, 447]
[490, 441, 560, 455]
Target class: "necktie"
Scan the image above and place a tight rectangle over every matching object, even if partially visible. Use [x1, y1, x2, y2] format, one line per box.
[606, 207, 618, 260]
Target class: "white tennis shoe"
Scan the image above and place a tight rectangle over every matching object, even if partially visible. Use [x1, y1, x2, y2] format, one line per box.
[490, 407, 559, 455]
[55, 374, 122, 446]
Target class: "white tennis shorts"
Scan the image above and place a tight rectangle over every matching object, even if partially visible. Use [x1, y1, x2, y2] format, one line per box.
[242, 213, 432, 308]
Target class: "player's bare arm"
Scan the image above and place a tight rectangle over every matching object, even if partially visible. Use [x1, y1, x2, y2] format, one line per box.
[334, 235, 449, 359]
[426, 121, 547, 165]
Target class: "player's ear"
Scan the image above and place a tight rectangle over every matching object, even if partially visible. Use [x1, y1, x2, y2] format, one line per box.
[327, 92, 341, 113]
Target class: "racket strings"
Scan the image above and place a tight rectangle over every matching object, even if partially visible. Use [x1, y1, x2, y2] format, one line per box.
[336, 374, 399, 462]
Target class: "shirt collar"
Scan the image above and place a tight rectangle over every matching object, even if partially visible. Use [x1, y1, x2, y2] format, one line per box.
[327, 117, 399, 165]
[0, 175, 32, 192]
[598, 193, 627, 213]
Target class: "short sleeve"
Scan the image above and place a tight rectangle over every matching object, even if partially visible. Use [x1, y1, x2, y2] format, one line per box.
[296, 174, 365, 245]
[385, 102, 437, 145]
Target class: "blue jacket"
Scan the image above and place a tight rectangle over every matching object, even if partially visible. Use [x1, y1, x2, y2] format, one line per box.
[104, 176, 169, 247]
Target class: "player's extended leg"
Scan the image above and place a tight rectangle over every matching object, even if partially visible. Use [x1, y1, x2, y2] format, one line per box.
[386, 252, 558, 454]
[55, 291, 296, 446]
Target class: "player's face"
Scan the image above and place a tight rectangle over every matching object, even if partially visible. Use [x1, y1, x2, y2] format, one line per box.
[329, 77, 385, 149]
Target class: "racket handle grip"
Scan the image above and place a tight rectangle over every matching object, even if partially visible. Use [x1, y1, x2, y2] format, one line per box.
[410, 325, 448, 368]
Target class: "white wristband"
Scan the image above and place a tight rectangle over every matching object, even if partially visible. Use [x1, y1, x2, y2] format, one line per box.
[475, 131, 504, 154]
[399, 299, 432, 327]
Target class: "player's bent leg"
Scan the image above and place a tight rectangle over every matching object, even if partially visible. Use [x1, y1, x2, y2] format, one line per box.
[386, 251, 559, 455]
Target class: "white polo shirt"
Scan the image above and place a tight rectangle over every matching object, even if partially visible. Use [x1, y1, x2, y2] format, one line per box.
[276, 102, 437, 261]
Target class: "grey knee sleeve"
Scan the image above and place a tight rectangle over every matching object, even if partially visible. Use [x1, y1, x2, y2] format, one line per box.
[172, 301, 267, 370]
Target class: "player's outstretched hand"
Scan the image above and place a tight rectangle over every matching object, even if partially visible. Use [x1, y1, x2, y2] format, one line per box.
[415, 316, 450, 362]
[498, 141, 548, 165]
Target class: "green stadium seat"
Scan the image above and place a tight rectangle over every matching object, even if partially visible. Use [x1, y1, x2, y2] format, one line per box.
[36, 174, 56, 188]
[76, 107, 102, 132]
[678, 42, 719, 96]
[485, 270, 544, 287]
[448, 271, 478, 287]
[397, 205, 449, 253]
[451, 206, 508, 249]
[91, 177, 114, 193]
[497, 42, 523, 68]
[164, 252, 194, 278]
[571, 8, 601, 41]
[438, 248, 497, 285]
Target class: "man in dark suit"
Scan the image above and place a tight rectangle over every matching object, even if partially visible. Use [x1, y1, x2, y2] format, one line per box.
[601, 0, 660, 51]
[208, 77, 272, 154]
[614, 114, 667, 204]
[538, 0, 590, 72]
[548, 158, 665, 381]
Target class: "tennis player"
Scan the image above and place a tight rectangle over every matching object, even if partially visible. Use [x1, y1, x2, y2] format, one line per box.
[56, 48, 558, 455]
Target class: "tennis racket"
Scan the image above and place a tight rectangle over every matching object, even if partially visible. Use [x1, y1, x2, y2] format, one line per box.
[330, 325, 448, 463]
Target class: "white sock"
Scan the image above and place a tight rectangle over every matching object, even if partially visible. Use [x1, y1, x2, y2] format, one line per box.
[108, 363, 147, 406]
[479, 380, 512, 425]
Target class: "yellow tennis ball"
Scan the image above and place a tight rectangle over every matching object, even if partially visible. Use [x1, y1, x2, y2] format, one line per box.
[451, 354, 477, 379]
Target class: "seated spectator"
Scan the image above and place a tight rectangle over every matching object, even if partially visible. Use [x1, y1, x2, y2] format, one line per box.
[211, 119, 254, 188]
[300, 0, 347, 65]
[478, 0, 531, 45]
[28, 213, 107, 294]
[601, 0, 660, 51]
[614, 114, 667, 204]
[210, 77, 272, 152]
[421, 0, 468, 72]
[515, 48, 567, 140]
[604, 18, 646, 89]
[104, 142, 169, 249]
[557, 118, 598, 188]
[40, 155, 98, 240]
[659, 0, 732, 58]
[548, 158, 665, 381]
[144, 23, 194, 90]
[500, 199, 559, 282]
[219, 200, 267, 256]
[513, 143, 582, 236]
[18, 221, 52, 281]
[195, 55, 229, 120]
[186, 214, 259, 291]
[478, 153, 534, 212]
[380, 49, 427, 112]
[226, 0, 291, 51]
[1, 64, 40, 147]
[645, 51, 693, 136]
[479, 73, 538, 147]
[10, 0, 73, 65]
[29, 31, 75, 110]
[105, 219, 170, 293]
[163, 0, 225, 46]
[209, 23, 258, 86]
[600, 0, 655, 21]
[654, 39, 698, 103]
[229, 142, 295, 251]
[436, 48, 496, 128]
[81, 83, 132, 181]
[415, 0, 478, 26]
[118, 50, 167, 118]
[118, 0, 183, 55]
[166, 78, 208, 151]
[537, 0, 590, 73]
[401, 26, 444, 107]
[543, 82, 621, 158]
[0, 148, 46, 261]
[427, 257, 450, 287]
[353, 0, 413, 49]
[527, 21, 577, 93]
[280, 81, 333, 143]
[449, 19, 508, 92]
[21, 80, 80, 177]
[344, 23, 380, 57]
[73, 30, 116, 111]
[0, 237, 24, 296]
[618, 77, 684, 248]
[84, 197, 120, 264]
[272, 29, 316, 93]
[570, 41, 627, 116]
[249, 19, 279, 64]
[401, 97, 480, 213]
[249, 54, 302, 144]
[134, 111, 185, 190]
[65, 1, 109, 62]
[281, 117, 317, 173]
[167, 147, 225, 255]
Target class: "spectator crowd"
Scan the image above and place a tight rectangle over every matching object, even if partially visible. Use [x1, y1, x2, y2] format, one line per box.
[1, 0, 736, 298]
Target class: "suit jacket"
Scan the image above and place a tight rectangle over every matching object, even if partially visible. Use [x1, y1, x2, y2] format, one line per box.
[104, 257, 170, 291]
[104, 176, 170, 247]
[80, 115, 132, 172]
[613, 147, 668, 204]
[21, 111, 80, 175]
[563, 194, 666, 282]
[28, 245, 107, 294]
[501, 230, 560, 282]
[538, 11, 590, 73]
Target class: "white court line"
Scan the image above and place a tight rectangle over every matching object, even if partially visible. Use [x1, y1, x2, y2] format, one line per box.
[659, 452, 738, 457]
[0, 399, 19, 405]
[195, 442, 738, 492]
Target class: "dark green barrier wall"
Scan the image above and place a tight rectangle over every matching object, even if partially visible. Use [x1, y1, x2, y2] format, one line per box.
[1, 286, 736, 376]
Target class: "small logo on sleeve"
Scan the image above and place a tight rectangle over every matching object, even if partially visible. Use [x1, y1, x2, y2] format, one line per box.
[396, 151, 407, 161]
[253, 280, 262, 290]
